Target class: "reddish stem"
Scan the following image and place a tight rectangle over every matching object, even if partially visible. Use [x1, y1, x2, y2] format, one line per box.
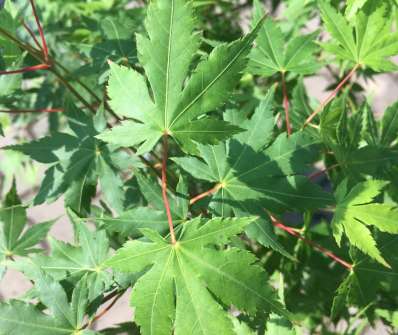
[281, 72, 291, 136]
[303, 64, 360, 128]
[190, 184, 222, 206]
[21, 20, 43, 52]
[0, 63, 49, 75]
[269, 214, 353, 270]
[162, 135, 177, 244]
[0, 108, 63, 114]
[308, 164, 340, 181]
[29, 0, 48, 62]
[85, 292, 124, 329]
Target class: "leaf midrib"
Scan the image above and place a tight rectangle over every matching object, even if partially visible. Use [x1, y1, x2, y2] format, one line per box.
[169, 37, 252, 129]
[164, 0, 175, 129]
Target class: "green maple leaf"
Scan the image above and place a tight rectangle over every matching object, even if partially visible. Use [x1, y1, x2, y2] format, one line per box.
[0, 274, 95, 334]
[332, 180, 398, 267]
[5, 102, 125, 214]
[248, 0, 320, 77]
[78, 14, 141, 77]
[320, 0, 398, 72]
[95, 175, 189, 238]
[332, 234, 398, 320]
[106, 217, 292, 335]
[0, 181, 52, 279]
[18, 210, 112, 300]
[96, 0, 265, 154]
[173, 89, 333, 256]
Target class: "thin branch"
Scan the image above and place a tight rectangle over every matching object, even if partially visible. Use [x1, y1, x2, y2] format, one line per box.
[162, 135, 177, 244]
[281, 72, 292, 136]
[54, 60, 103, 104]
[28, 0, 48, 61]
[50, 68, 97, 114]
[0, 26, 42, 59]
[190, 184, 222, 206]
[0, 63, 49, 75]
[0, 108, 62, 114]
[84, 291, 124, 329]
[303, 64, 360, 128]
[308, 163, 340, 181]
[269, 214, 353, 270]
[20, 20, 43, 52]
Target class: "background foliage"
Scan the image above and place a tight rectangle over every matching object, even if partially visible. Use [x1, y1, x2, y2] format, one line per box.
[1, 0, 398, 334]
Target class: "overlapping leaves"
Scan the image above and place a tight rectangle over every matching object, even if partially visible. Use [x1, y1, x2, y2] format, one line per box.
[0, 182, 52, 279]
[16, 210, 112, 300]
[173, 89, 333, 255]
[98, 174, 189, 238]
[106, 217, 291, 335]
[5, 102, 125, 214]
[0, 274, 97, 334]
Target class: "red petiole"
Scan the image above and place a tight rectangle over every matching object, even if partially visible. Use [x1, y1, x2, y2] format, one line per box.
[269, 214, 353, 270]
[303, 64, 360, 128]
[28, 0, 48, 62]
[162, 135, 177, 244]
[0, 0, 50, 77]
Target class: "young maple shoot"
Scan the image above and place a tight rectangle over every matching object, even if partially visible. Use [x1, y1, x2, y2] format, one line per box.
[0, 0, 398, 334]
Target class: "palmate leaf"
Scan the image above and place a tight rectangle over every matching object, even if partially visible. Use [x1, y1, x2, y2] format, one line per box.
[97, 0, 265, 154]
[248, 0, 320, 77]
[18, 211, 112, 300]
[106, 217, 292, 335]
[332, 180, 398, 267]
[173, 91, 333, 257]
[332, 233, 398, 320]
[5, 102, 125, 214]
[0, 182, 52, 279]
[320, 0, 398, 72]
[0, 274, 93, 335]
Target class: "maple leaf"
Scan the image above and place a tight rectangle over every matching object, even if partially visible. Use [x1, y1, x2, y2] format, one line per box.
[16, 210, 112, 300]
[106, 217, 292, 335]
[248, 0, 320, 77]
[5, 102, 125, 214]
[96, 0, 265, 154]
[0, 274, 96, 334]
[332, 180, 398, 267]
[0, 181, 52, 279]
[332, 233, 398, 321]
[320, 0, 398, 71]
[173, 89, 333, 256]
